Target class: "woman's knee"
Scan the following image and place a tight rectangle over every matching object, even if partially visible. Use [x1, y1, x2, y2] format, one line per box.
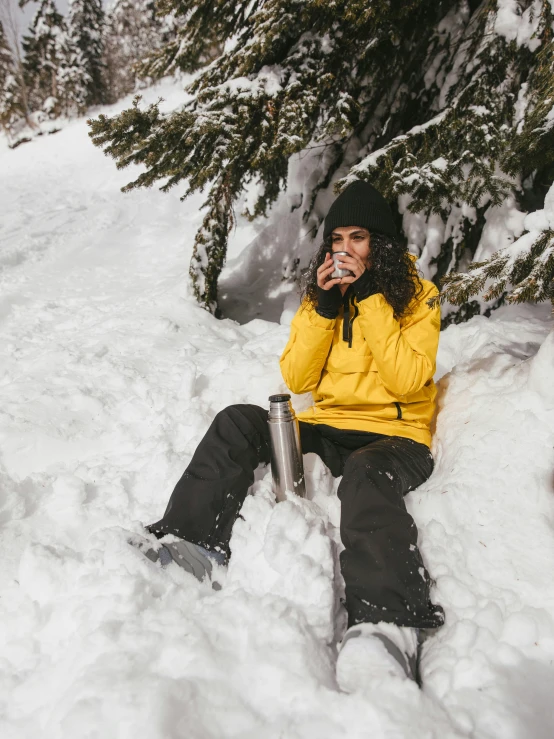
[342, 439, 432, 496]
[212, 404, 270, 456]
[338, 447, 402, 505]
[216, 403, 252, 417]
[214, 403, 267, 425]
[341, 445, 396, 480]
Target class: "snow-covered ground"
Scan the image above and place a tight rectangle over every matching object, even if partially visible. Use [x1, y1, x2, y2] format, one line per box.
[1, 78, 553, 739]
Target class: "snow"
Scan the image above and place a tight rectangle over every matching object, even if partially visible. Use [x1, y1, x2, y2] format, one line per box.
[431, 156, 448, 170]
[494, 0, 543, 52]
[345, 112, 449, 177]
[468, 105, 489, 117]
[470, 182, 554, 277]
[219, 140, 345, 324]
[474, 195, 527, 263]
[1, 78, 554, 738]
[514, 83, 530, 134]
[216, 68, 284, 98]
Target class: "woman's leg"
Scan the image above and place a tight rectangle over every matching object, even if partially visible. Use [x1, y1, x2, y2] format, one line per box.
[148, 404, 271, 556]
[337, 436, 443, 629]
[148, 405, 334, 557]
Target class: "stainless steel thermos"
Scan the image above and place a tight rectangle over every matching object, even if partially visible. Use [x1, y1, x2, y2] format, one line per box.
[268, 394, 306, 502]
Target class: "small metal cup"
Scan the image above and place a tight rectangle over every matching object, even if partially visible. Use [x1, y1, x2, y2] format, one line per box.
[330, 251, 354, 279]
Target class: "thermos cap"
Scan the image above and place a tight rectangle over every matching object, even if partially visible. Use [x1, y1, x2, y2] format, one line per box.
[268, 394, 295, 422]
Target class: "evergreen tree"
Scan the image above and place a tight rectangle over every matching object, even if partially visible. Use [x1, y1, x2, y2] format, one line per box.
[55, 27, 90, 116]
[136, 0, 239, 80]
[0, 19, 10, 74]
[66, 0, 106, 108]
[104, 0, 175, 104]
[22, 0, 66, 116]
[0, 0, 35, 134]
[88, 0, 554, 315]
[0, 19, 22, 134]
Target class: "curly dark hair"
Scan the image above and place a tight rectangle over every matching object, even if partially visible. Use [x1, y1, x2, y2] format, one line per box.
[300, 232, 423, 319]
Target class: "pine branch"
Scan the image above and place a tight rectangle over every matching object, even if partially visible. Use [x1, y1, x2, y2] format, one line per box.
[189, 176, 234, 311]
[431, 228, 554, 307]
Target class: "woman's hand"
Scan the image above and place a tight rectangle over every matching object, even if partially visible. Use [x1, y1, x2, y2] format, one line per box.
[331, 251, 367, 284]
[317, 252, 342, 290]
[316, 252, 342, 318]
[331, 251, 378, 301]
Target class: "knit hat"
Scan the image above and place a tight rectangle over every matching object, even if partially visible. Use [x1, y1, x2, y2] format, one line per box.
[323, 180, 398, 240]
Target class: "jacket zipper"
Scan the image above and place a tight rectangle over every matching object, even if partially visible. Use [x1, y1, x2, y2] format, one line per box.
[342, 292, 359, 348]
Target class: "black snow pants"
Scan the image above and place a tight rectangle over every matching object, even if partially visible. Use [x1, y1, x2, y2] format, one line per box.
[149, 404, 444, 629]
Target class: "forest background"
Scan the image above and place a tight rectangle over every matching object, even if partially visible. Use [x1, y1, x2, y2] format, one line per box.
[1, 0, 553, 326]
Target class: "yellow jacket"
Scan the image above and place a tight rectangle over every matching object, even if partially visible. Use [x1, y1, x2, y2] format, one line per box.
[280, 277, 441, 447]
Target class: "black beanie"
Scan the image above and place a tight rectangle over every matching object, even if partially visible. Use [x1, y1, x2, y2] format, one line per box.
[323, 180, 398, 240]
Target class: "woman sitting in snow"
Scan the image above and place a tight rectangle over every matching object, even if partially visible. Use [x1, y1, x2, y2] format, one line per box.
[141, 181, 444, 687]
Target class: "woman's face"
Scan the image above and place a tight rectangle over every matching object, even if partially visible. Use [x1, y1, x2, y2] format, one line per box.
[331, 227, 371, 268]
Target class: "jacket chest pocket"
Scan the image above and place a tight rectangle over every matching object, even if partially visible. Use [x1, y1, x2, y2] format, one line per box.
[325, 349, 378, 375]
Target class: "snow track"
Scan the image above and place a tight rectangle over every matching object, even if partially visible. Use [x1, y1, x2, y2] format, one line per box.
[1, 81, 553, 738]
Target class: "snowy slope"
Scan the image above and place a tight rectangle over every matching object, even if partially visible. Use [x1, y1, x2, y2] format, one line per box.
[1, 79, 553, 739]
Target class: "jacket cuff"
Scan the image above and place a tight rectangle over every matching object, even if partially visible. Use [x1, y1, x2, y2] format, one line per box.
[315, 306, 339, 319]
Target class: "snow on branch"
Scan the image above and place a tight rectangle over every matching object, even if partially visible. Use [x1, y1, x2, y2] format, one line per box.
[435, 184, 554, 307]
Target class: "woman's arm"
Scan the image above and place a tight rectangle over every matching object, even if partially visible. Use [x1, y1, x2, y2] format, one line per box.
[280, 304, 336, 394]
[357, 282, 441, 396]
